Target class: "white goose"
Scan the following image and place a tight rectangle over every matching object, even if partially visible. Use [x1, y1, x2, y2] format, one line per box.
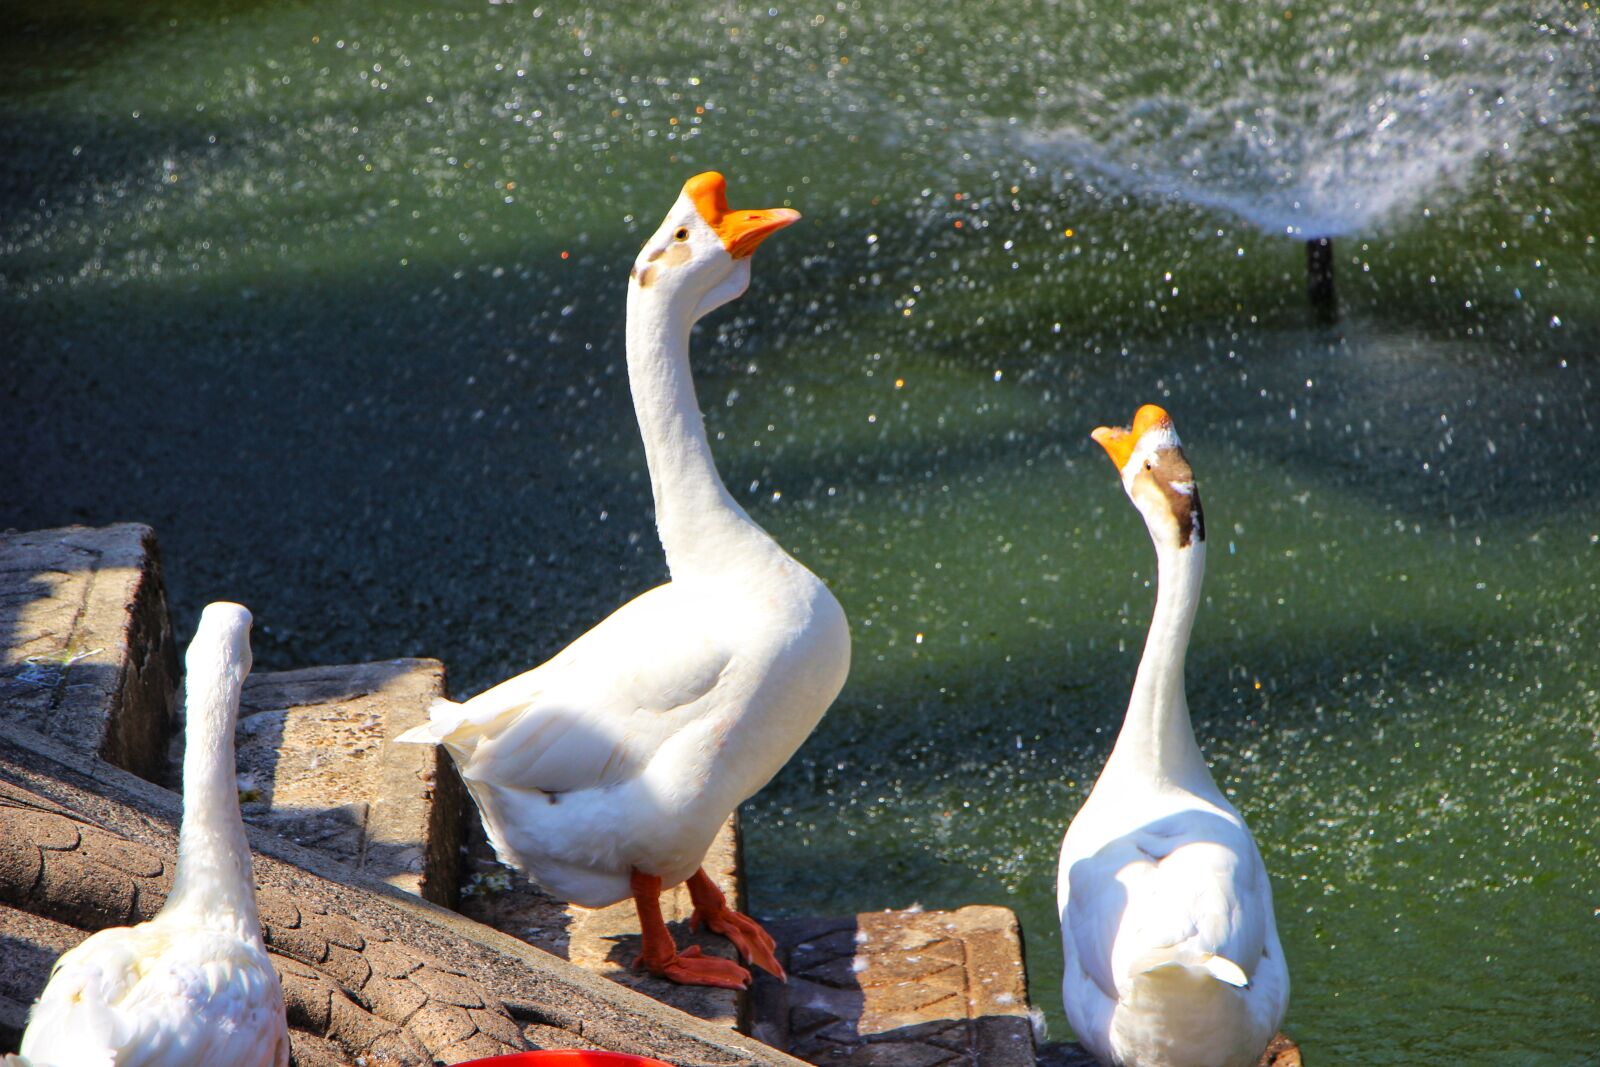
[1058, 405, 1288, 1067]
[398, 172, 851, 989]
[15, 602, 289, 1067]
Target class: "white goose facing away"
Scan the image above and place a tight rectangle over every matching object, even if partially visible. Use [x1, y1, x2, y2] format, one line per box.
[398, 172, 851, 989]
[1058, 406, 1288, 1067]
[15, 602, 289, 1067]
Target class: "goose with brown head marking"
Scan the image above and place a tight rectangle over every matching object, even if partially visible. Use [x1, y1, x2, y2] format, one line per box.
[398, 173, 849, 990]
[1057, 405, 1288, 1067]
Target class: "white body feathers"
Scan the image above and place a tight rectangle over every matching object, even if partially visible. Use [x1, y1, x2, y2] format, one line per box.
[410, 566, 847, 907]
[17, 924, 288, 1067]
[1057, 768, 1288, 1067]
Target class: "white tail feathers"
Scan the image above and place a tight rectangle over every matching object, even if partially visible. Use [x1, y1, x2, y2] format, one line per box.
[1199, 954, 1249, 988]
[393, 721, 442, 745]
[393, 697, 466, 746]
[1134, 946, 1250, 988]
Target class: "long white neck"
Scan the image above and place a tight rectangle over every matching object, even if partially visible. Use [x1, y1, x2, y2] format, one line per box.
[625, 282, 780, 579]
[1102, 537, 1217, 795]
[164, 660, 263, 940]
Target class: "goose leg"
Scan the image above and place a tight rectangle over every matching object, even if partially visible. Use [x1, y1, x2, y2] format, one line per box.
[630, 869, 751, 989]
[686, 868, 786, 981]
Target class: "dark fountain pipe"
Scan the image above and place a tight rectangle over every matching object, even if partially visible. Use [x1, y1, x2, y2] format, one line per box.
[1306, 236, 1338, 322]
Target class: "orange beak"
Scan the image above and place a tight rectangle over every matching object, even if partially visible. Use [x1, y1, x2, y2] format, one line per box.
[684, 171, 801, 259]
[1091, 404, 1174, 470]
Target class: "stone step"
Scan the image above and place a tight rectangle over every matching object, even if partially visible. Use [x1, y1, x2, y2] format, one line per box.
[1, 525, 467, 907]
[163, 659, 467, 906]
[750, 906, 1038, 1067]
[0, 516, 808, 1065]
[0, 716, 812, 1067]
[459, 812, 748, 1030]
[0, 523, 178, 781]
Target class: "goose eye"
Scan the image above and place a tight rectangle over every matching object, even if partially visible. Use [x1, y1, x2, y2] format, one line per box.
[673, 227, 689, 241]
[1144, 460, 1153, 470]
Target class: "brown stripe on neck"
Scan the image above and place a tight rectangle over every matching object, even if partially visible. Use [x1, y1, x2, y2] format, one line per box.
[1148, 447, 1205, 547]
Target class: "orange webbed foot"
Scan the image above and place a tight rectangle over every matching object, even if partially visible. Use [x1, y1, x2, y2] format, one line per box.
[691, 905, 786, 981]
[630, 867, 753, 990]
[685, 867, 786, 981]
[633, 944, 752, 990]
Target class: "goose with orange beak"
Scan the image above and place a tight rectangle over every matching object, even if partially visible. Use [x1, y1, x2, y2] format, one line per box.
[1056, 406, 1288, 1066]
[399, 173, 849, 990]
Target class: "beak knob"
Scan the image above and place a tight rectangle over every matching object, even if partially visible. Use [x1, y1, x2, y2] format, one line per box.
[685, 171, 801, 258]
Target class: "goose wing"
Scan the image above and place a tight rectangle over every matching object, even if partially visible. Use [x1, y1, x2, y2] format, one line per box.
[1065, 834, 1146, 1000]
[1066, 810, 1270, 998]
[21, 925, 153, 1066]
[1119, 813, 1270, 982]
[437, 584, 732, 796]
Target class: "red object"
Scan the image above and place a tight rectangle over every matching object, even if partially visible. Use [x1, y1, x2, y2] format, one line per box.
[459, 1052, 677, 1067]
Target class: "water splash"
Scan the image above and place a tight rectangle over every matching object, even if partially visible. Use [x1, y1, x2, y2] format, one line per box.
[1007, 2, 1596, 237]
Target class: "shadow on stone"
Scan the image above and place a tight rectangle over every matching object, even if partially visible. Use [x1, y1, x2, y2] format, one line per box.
[160, 658, 466, 906]
[0, 906, 87, 1048]
[752, 907, 1035, 1067]
[458, 813, 746, 1031]
[457, 816, 575, 960]
[0, 524, 179, 781]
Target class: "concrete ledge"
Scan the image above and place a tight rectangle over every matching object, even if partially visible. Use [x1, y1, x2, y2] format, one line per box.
[164, 659, 466, 906]
[752, 906, 1036, 1067]
[0, 789, 515, 1063]
[0, 718, 812, 1067]
[0, 523, 178, 780]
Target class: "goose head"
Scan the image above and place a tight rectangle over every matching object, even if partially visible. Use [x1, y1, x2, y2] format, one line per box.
[186, 601, 254, 691]
[629, 171, 800, 320]
[1091, 404, 1206, 551]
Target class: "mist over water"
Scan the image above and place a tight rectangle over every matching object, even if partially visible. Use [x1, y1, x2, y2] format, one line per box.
[1008, 1, 1596, 237]
[3, 1, 1597, 1062]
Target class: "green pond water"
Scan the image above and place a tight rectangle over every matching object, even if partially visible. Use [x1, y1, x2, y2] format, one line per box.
[3, 1, 1598, 1062]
